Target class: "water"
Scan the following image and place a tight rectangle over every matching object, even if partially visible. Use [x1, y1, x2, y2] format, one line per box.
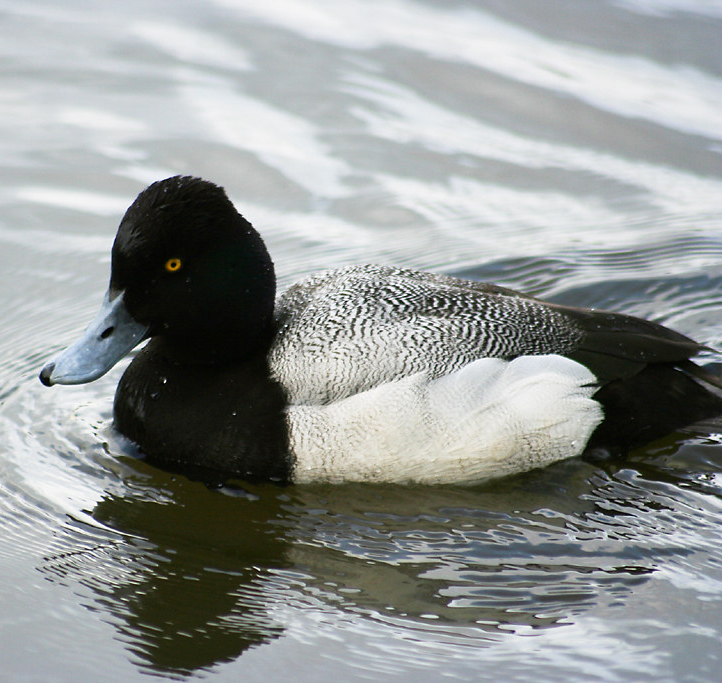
[1, 0, 722, 680]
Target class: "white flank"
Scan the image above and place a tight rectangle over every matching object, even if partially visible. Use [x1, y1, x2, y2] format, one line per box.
[288, 354, 603, 484]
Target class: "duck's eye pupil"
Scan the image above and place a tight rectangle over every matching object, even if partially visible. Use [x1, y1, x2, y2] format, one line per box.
[165, 258, 182, 272]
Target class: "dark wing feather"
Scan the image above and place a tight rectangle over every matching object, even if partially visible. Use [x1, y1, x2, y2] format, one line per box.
[546, 303, 711, 381]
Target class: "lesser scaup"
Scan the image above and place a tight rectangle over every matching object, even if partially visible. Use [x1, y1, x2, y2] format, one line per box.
[40, 176, 722, 484]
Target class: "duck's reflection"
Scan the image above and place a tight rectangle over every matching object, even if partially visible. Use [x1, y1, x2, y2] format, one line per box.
[41, 456, 661, 676]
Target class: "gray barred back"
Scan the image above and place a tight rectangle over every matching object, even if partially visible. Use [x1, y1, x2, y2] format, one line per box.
[269, 265, 584, 404]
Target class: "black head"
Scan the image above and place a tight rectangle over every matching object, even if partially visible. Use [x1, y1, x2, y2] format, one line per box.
[111, 176, 276, 362]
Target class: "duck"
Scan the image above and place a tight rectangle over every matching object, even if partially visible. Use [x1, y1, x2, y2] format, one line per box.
[39, 175, 722, 485]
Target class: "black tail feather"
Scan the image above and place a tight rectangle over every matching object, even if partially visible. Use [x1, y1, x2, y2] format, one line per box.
[587, 364, 722, 454]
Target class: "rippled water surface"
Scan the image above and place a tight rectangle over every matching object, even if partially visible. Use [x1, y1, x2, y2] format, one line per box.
[2, 0, 722, 680]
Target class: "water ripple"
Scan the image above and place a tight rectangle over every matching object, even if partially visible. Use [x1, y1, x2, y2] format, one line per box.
[1, 0, 722, 680]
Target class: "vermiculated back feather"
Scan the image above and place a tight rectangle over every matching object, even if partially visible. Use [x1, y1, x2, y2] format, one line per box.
[270, 265, 588, 404]
[270, 265, 716, 407]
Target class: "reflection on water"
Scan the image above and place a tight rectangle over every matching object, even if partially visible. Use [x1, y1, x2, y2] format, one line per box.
[36, 445, 718, 677]
[43, 484, 287, 672]
[1, 0, 722, 680]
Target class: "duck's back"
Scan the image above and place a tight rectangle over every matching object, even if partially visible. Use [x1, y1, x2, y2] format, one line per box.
[270, 265, 590, 404]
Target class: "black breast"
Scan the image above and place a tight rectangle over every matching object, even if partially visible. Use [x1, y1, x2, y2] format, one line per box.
[113, 339, 292, 484]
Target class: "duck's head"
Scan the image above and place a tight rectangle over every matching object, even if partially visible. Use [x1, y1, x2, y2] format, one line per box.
[40, 176, 276, 386]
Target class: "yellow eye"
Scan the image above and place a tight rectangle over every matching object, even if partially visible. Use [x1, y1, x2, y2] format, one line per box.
[164, 258, 182, 273]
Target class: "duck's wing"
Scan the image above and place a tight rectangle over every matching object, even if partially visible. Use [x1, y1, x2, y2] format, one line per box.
[273, 265, 578, 403]
[405, 268, 713, 381]
[272, 265, 717, 403]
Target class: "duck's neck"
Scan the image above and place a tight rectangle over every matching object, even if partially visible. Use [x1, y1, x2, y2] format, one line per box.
[159, 317, 276, 366]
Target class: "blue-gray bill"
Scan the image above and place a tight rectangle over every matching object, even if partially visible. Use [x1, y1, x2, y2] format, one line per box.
[39, 290, 148, 386]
